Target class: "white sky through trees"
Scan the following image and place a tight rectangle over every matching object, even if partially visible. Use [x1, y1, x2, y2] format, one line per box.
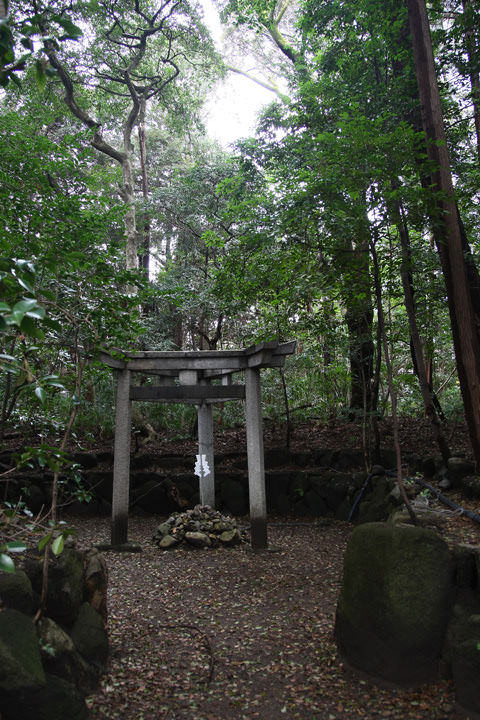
[200, 0, 275, 147]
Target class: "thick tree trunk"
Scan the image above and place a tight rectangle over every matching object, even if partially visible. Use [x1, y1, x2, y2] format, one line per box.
[462, 0, 480, 162]
[392, 196, 450, 461]
[407, 0, 480, 466]
[138, 97, 151, 278]
[121, 153, 138, 277]
[343, 226, 374, 417]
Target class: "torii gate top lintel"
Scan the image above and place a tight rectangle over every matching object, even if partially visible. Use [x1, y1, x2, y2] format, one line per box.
[99, 340, 296, 376]
[100, 341, 296, 552]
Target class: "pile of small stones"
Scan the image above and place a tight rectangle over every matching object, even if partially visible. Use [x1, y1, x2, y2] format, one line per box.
[152, 505, 247, 550]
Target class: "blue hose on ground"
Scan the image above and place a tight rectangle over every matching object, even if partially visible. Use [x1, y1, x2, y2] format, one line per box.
[413, 476, 480, 525]
[347, 469, 480, 525]
[348, 472, 374, 522]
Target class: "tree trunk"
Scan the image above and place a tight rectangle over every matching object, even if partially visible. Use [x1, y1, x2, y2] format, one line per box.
[392, 194, 450, 462]
[138, 97, 151, 278]
[462, 0, 480, 162]
[121, 153, 138, 278]
[371, 236, 417, 524]
[342, 228, 374, 417]
[407, 0, 480, 466]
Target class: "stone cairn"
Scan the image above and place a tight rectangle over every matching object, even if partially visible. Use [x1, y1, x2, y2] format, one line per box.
[153, 505, 246, 549]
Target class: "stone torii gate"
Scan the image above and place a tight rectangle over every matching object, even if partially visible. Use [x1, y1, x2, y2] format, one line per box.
[99, 341, 295, 550]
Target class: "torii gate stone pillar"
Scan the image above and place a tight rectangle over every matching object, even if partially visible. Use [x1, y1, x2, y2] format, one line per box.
[98, 341, 296, 552]
[245, 367, 267, 549]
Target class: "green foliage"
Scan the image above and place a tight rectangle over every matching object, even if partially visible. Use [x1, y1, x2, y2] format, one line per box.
[0, 3, 82, 87]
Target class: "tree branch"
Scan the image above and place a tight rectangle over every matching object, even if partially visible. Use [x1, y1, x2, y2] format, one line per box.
[225, 64, 290, 102]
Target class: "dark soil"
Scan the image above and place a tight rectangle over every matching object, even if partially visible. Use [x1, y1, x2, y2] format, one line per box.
[61, 419, 480, 720]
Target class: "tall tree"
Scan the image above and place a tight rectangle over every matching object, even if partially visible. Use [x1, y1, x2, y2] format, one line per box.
[22, 0, 218, 290]
[407, 0, 480, 464]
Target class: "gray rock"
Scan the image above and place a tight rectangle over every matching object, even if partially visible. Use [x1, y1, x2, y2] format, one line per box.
[219, 530, 241, 546]
[447, 457, 475, 487]
[70, 603, 108, 665]
[0, 569, 35, 615]
[84, 548, 108, 623]
[335, 522, 455, 685]
[443, 605, 480, 716]
[37, 618, 98, 695]
[159, 534, 179, 549]
[185, 532, 211, 548]
[304, 489, 329, 516]
[0, 608, 45, 693]
[155, 522, 171, 538]
[38, 617, 75, 656]
[439, 475, 452, 490]
[47, 549, 84, 627]
[24, 549, 84, 628]
[264, 447, 292, 468]
[461, 476, 480, 499]
[153, 506, 246, 550]
[24, 484, 46, 515]
[1, 672, 88, 720]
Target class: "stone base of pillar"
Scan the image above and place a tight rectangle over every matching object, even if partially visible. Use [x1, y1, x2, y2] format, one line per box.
[95, 542, 142, 553]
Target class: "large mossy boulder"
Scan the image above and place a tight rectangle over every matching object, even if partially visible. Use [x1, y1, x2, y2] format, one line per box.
[0, 569, 35, 615]
[335, 522, 455, 686]
[37, 617, 98, 694]
[70, 602, 109, 666]
[0, 608, 45, 693]
[24, 548, 84, 627]
[443, 603, 480, 716]
[1, 674, 88, 720]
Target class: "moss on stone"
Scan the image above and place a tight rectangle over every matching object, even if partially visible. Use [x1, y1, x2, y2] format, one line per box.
[0, 608, 45, 693]
[335, 522, 455, 685]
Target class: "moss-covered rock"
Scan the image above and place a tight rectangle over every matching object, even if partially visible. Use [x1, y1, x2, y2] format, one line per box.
[0, 608, 45, 693]
[37, 617, 98, 694]
[0, 569, 35, 615]
[46, 549, 84, 627]
[335, 522, 455, 685]
[2, 673, 88, 720]
[71, 602, 108, 665]
[24, 549, 84, 627]
[443, 605, 480, 715]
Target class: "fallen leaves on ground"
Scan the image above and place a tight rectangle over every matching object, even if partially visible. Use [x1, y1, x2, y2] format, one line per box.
[71, 516, 461, 720]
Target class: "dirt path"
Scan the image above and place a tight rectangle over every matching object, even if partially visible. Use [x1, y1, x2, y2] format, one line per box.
[70, 516, 458, 720]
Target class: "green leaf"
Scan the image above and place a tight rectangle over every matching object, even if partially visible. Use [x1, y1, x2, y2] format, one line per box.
[25, 306, 45, 320]
[35, 59, 46, 91]
[13, 298, 37, 314]
[34, 386, 46, 405]
[0, 553, 15, 573]
[42, 376, 65, 389]
[5, 541, 27, 553]
[51, 535, 64, 556]
[38, 533, 52, 551]
[20, 316, 44, 339]
[52, 15, 83, 39]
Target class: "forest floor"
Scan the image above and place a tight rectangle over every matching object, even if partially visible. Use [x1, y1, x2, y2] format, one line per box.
[63, 418, 480, 720]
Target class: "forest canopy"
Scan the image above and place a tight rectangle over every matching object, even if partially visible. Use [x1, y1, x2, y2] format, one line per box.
[1, 0, 480, 468]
